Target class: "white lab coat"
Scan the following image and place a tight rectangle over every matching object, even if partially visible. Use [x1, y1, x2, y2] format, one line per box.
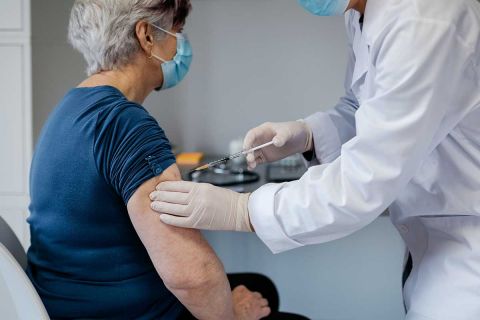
[249, 0, 480, 319]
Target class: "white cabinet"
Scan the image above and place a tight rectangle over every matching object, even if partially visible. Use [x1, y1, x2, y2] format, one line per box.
[0, 45, 26, 194]
[0, 0, 23, 31]
[0, 0, 32, 248]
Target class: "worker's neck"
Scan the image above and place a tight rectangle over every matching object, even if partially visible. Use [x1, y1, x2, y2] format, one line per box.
[348, 0, 367, 14]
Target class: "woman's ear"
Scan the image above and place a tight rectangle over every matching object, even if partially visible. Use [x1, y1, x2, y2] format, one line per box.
[135, 20, 154, 55]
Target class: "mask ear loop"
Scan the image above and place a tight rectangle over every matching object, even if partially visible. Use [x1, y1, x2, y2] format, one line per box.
[151, 24, 179, 38]
[146, 42, 167, 62]
[148, 24, 174, 62]
[151, 52, 167, 63]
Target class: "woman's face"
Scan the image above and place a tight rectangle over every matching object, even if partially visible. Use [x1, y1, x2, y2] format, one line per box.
[134, 22, 188, 91]
[152, 27, 180, 61]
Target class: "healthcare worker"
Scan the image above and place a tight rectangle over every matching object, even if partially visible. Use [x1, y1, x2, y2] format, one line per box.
[150, 0, 480, 319]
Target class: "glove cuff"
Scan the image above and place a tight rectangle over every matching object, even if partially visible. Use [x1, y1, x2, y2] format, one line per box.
[297, 119, 314, 153]
[236, 192, 253, 232]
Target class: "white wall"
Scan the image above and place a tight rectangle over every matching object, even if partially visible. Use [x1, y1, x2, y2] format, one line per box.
[204, 218, 405, 320]
[32, 0, 348, 153]
[31, 0, 85, 140]
[145, 0, 348, 154]
[31, 1, 406, 319]
[0, 0, 32, 248]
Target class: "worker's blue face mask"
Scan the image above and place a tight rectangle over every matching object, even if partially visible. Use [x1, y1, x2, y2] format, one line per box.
[150, 25, 192, 90]
[297, 0, 350, 16]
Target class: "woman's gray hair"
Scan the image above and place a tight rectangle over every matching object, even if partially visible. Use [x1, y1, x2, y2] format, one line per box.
[68, 0, 191, 75]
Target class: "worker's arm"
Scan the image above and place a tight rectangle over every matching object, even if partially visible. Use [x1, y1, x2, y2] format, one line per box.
[303, 13, 359, 165]
[147, 17, 472, 253]
[127, 164, 234, 319]
[249, 17, 473, 253]
[149, 18, 469, 254]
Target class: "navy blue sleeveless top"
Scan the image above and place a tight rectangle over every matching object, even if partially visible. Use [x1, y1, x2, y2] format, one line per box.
[26, 86, 182, 319]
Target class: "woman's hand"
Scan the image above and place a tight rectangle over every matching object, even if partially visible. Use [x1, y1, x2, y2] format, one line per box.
[232, 285, 271, 320]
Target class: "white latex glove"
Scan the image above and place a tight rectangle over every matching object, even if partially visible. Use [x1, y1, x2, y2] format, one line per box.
[150, 181, 252, 232]
[243, 120, 313, 169]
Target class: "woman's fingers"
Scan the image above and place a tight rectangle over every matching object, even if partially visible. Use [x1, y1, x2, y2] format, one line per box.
[232, 285, 272, 320]
[251, 292, 269, 308]
[252, 292, 262, 299]
[254, 293, 271, 318]
[259, 298, 269, 307]
[260, 306, 272, 318]
[252, 293, 269, 308]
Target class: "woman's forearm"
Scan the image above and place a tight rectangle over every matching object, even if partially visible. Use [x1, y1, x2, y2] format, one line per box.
[165, 257, 234, 319]
[127, 166, 235, 319]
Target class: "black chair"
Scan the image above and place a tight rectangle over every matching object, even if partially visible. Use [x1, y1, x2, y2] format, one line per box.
[0, 216, 27, 269]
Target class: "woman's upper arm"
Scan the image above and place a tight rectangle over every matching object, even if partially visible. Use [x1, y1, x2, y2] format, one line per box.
[126, 164, 221, 287]
[94, 103, 223, 287]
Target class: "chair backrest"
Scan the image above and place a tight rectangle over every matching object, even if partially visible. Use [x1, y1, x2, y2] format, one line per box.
[0, 216, 27, 269]
[0, 243, 50, 320]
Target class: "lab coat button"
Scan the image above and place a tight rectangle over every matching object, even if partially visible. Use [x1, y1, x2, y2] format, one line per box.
[399, 225, 409, 233]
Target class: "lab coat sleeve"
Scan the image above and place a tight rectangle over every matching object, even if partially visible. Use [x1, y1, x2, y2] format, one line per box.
[250, 18, 471, 253]
[303, 24, 359, 165]
[304, 83, 358, 166]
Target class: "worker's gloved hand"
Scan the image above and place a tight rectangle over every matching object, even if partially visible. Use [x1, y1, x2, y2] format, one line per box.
[243, 120, 313, 169]
[150, 181, 253, 232]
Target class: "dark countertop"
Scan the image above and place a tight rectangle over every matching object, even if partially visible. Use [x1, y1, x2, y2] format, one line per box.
[179, 155, 306, 193]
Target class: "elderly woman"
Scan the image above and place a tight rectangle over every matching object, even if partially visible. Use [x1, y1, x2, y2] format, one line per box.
[24, 1, 289, 319]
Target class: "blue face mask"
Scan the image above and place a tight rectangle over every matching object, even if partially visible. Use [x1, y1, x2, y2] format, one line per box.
[151, 25, 192, 90]
[297, 0, 350, 16]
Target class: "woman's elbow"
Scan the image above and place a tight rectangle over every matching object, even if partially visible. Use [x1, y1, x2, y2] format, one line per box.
[161, 258, 225, 292]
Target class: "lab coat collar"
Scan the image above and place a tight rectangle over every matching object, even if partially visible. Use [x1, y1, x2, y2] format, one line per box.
[361, 0, 402, 45]
[348, 10, 369, 90]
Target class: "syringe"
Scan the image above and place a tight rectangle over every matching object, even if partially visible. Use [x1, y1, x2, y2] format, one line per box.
[192, 141, 275, 172]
